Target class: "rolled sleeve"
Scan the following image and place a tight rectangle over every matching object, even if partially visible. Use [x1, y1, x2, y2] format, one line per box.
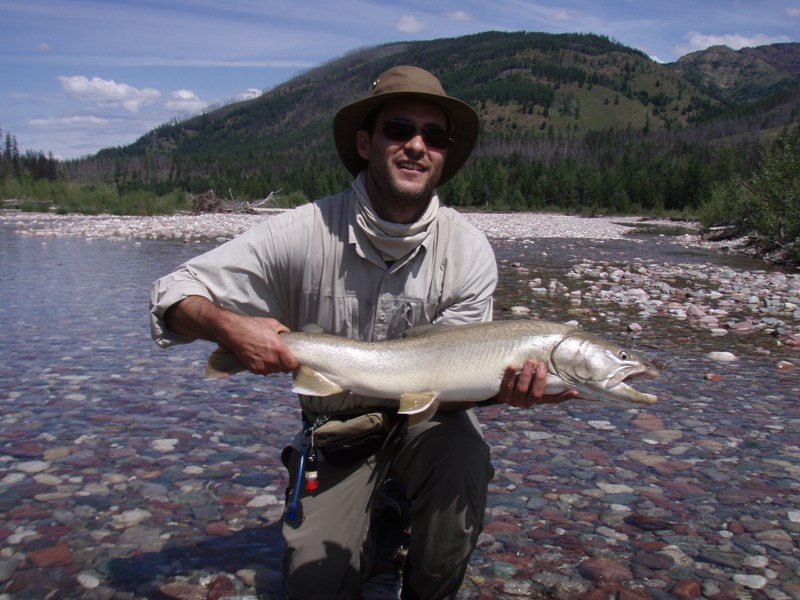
[148, 211, 306, 348]
[149, 270, 216, 347]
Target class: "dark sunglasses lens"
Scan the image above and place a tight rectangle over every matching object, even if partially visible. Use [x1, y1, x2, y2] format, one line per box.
[382, 121, 450, 149]
[422, 128, 451, 149]
[383, 121, 416, 142]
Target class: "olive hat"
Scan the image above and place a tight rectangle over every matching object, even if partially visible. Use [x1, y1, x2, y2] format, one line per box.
[332, 65, 479, 185]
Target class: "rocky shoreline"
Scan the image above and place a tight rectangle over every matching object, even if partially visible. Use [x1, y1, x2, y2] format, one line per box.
[0, 210, 682, 242]
[0, 208, 765, 260]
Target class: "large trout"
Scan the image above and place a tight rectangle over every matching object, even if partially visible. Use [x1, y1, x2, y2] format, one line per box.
[206, 320, 658, 424]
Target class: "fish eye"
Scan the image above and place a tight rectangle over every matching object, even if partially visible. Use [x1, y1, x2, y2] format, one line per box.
[618, 350, 629, 360]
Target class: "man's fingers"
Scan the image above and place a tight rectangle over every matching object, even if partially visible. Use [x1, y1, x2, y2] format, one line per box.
[516, 360, 535, 394]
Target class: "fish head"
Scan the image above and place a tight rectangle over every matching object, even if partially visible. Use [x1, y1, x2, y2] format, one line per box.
[551, 332, 659, 406]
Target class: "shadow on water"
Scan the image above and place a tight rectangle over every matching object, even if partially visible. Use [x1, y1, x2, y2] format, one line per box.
[105, 523, 285, 598]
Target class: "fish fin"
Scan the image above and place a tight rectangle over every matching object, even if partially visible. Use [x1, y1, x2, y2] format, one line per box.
[399, 392, 440, 428]
[542, 374, 570, 395]
[300, 323, 326, 334]
[398, 392, 438, 415]
[206, 346, 245, 378]
[406, 401, 441, 428]
[292, 366, 345, 396]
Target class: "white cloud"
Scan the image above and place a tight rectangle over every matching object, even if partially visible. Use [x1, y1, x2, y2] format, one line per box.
[676, 31, 793, 55]
[29, 115, 110, 128]
[57, 75, 161, 112]
[235, 88, 263, 102]
[445, 11, 471, 22]
[396, 15, 427, 34]
[550, 9, 578, 23]
[787, 7, 800, 17]
[165, 89, 207, 113]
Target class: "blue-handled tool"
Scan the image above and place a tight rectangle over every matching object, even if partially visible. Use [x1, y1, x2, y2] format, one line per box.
[286, 442, 308, 524]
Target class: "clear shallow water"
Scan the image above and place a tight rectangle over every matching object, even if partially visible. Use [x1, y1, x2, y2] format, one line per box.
[3, 227, 789, 428]
[1, 224, 799, 599]
[0, 228, 297, 453]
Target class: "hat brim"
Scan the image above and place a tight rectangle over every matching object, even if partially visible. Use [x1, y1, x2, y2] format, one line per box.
[333, 91, 479, 186]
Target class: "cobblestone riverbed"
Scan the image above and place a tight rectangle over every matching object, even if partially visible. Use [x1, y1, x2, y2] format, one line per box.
[0, 211, 798, 600]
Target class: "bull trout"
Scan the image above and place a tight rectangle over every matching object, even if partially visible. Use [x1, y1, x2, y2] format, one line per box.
[206, 320, 658, 424]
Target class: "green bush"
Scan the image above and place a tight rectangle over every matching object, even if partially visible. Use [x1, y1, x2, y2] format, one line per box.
[699, 179, 747, 231]
[700, 128, 799, 254]
[747, 132, 800, 244]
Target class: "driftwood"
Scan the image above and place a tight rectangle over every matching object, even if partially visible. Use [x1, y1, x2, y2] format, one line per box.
[191, 189, 282, 214]
[705, 224, 743, 242]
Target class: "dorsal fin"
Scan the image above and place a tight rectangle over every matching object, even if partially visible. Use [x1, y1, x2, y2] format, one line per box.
[300, 323, 326, 334]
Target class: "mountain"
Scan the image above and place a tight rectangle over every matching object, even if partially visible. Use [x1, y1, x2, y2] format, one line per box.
[671, 42, 800, 105]
[64, 31, 800, 214]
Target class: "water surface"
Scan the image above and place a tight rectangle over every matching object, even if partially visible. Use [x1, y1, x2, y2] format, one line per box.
[1, 224, 798, 599]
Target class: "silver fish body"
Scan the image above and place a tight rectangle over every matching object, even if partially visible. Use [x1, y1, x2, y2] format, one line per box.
[206, 320, 659, 423]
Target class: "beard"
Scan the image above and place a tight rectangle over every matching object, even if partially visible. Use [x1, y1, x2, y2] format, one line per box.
[367, 157, 443, 210]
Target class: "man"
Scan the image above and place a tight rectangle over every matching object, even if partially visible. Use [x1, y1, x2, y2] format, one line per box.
[150, 65, 575, 599]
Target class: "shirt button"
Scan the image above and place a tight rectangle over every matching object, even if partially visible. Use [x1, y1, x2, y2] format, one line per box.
[379, 313, 386, 321]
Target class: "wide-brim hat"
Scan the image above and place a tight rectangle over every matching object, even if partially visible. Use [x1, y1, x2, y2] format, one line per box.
[333, 65, 479, 186]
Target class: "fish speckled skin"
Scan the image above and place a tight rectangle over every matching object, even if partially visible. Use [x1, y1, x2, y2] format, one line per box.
[207, 320, 658, 424]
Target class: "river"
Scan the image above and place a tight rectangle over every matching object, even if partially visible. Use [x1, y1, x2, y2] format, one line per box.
[0, 221, 798, 599]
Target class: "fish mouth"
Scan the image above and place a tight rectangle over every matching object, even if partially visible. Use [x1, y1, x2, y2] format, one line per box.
[604, 364, 659, 405]
[607, 381, 658, 405]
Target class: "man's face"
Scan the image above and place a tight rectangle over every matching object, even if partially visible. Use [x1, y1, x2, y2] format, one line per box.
[356, 98, 449, 223]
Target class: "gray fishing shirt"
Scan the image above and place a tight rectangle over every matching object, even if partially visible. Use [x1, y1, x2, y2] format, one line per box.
[150, 185, 498, 415]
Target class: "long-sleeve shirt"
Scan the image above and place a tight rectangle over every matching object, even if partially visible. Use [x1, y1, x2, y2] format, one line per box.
[150, 185, 498, 415]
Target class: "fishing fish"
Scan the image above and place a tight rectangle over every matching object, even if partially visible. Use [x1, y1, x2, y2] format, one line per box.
[206, 320, 658, 425]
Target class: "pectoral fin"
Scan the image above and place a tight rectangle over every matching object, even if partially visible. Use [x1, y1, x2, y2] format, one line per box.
[292, 366, 346, 396]
[398, 392, 437, 414]
[206, 346, 245, 378]
[399, 392, 440, 428]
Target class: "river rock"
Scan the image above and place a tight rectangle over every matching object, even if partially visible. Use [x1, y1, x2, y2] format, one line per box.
[15, 460, 51, 474]
[577, 557, 632, 582]
[112, 508, 152, 529]
[631, 412, 664, 431]
[27, 543, 72, 567]
[671, 580, 702, 599]
[631, 552, 675, 570]
[733, 574, 768, 590]
[151, 438, 180, 452]
[0, 559, 19, 583]
[77, 572, 101, 589]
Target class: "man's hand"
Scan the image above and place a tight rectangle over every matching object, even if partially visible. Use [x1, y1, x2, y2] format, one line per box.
[496, 359, 578, 408]
[165, 296, 300, 375]
[220, 315, 300, 375]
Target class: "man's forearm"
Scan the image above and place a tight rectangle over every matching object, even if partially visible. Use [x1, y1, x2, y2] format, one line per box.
[165, 296, 298, 374]
[164, 296, 238, 344]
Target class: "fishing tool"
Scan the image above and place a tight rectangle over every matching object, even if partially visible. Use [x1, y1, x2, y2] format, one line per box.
[285, 416, 329, 524]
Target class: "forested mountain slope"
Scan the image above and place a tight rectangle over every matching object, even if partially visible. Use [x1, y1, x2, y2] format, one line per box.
[63, 31, 800, 213]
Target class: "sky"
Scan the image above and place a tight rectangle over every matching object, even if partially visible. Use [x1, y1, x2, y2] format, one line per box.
[1, 1, 798, 160]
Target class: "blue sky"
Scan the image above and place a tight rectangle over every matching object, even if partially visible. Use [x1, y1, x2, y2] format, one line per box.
[1, 0, 798, 160]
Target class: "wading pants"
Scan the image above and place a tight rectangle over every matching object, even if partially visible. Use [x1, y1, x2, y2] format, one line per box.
[282, 409, 495, 600]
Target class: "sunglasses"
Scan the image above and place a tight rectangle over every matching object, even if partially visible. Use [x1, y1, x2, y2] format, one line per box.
[381, 120, 453, 150]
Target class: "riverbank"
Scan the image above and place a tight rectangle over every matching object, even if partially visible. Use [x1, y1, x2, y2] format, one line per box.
[0, 210, 696, 244]
[2, 209, 797, 349]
